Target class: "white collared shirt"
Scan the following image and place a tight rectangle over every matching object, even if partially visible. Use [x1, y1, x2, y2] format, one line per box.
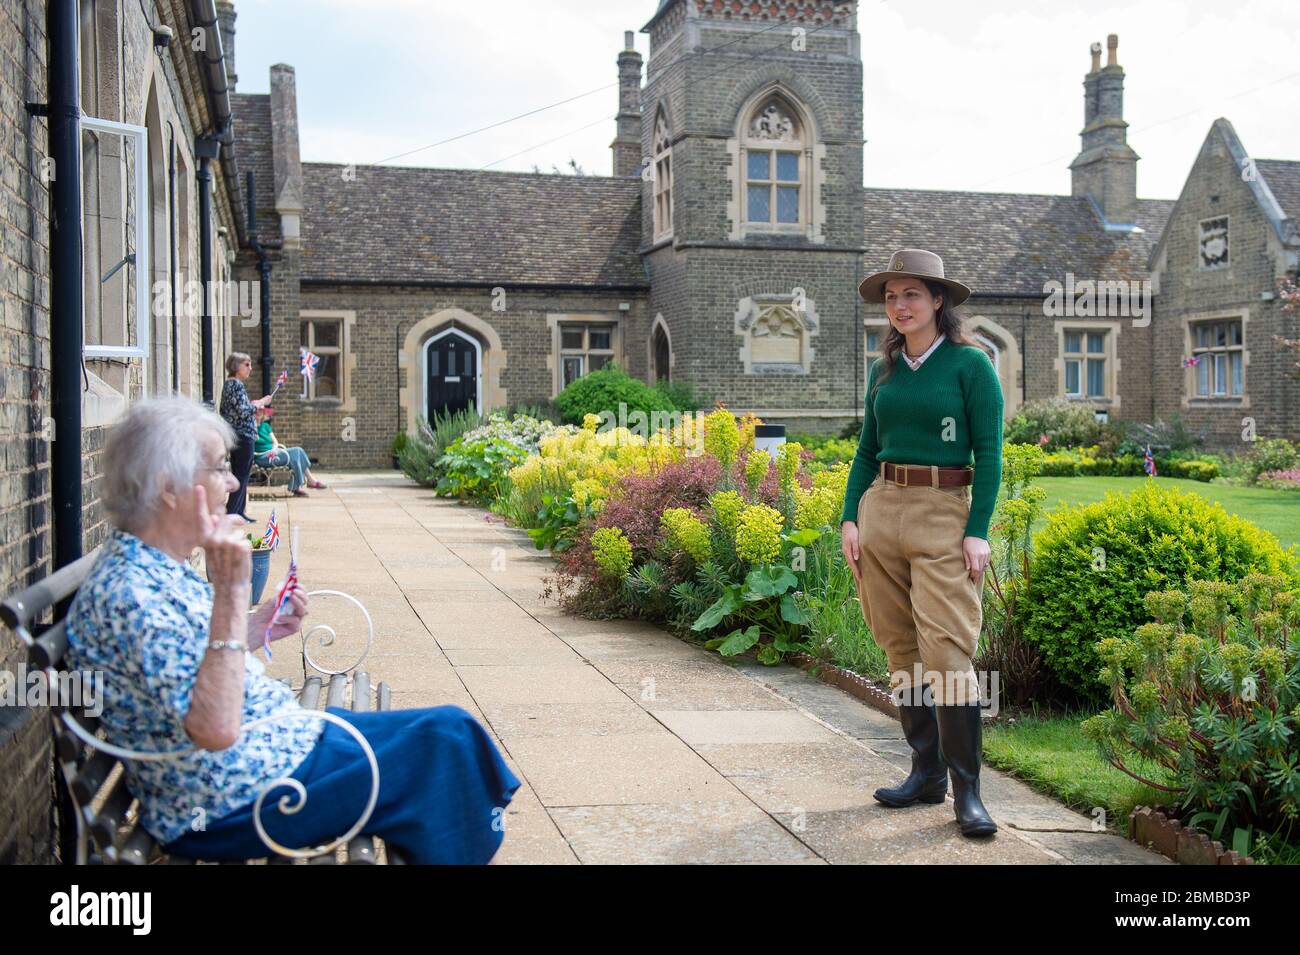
[902, 333, 945, 371]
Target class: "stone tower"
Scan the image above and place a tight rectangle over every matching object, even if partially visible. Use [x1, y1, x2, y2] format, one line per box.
[1070, 34, 1140, 227]
[636, 0, 864, 429]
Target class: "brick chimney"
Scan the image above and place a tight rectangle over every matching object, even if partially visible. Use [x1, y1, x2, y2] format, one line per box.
[215, 0, 237, 92]
[610, 30, 643, 177]
[269, 64, 303, 247]
[1069, 34, 1139, 226]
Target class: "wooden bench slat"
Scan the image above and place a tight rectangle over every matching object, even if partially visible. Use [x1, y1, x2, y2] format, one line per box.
[0, 551, 99, 633]
[299, 675, 323, 709]
[115, 826, 157, 866]
[30, 620, 70, 670]
[325, 673, 348, 709]
[88, 773, 135, 849]
[70, 749, 117, 805]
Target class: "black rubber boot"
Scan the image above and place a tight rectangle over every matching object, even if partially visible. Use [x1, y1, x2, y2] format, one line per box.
[873, 695, 948, 807]
[934, 703, 998, 836]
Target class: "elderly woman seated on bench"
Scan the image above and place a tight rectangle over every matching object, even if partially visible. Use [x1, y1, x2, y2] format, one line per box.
[64, 397, 519, 863]
[253, 406, 325, 497]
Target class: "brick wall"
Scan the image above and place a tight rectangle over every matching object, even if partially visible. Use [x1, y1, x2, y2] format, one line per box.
[1152, 126, 1300, 449]
[0, 0, 53, 865]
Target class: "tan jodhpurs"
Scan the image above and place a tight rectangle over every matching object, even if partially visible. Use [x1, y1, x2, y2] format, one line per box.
[854, 472, 983, 705]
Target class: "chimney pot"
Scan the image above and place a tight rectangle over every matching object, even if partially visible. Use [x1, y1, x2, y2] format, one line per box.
[1107, 33, 1118, 66]
[625, 30, 634, 50]
[1090, 41, 1101, 72]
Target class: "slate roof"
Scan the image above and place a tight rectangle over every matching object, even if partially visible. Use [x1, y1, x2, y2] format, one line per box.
[862, 187, 1175, 297]
[298, 163, 647, 287]
[1256, 159, 1300, 226]
[229, 93, 279, 246]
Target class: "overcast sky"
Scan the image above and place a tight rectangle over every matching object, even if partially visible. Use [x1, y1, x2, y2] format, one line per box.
[230, 0, 1299, 200]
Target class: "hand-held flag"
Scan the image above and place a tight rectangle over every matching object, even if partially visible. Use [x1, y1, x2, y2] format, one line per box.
[263, 508, 279, 551]
[263, 526, 300, 658]
[1143, 444, 1158, 477]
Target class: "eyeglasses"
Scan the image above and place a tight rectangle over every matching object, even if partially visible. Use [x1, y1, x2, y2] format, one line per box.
[197, 458, 235, 478]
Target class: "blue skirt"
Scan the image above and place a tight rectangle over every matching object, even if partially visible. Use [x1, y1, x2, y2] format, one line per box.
[163, 705, 521, 864]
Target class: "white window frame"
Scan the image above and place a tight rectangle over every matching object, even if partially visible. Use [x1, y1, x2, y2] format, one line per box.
[81, 115, 149, 361]
[1190, 318, 1244, 398]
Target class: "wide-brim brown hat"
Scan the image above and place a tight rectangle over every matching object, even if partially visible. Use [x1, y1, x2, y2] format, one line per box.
[858, 248, 971, 307]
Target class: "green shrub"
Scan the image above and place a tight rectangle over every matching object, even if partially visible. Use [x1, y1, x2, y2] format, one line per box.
[1082, 575, 1300, 850]
[1025, 482, 1300, 701]
[652, 377, 703, 413]
[434, 435, 529, 502]
[1244, 438, 1300, 484]
[553, 361, 679, 426]
[1004, 398, 1104, 449]
[399, 407, 484, 486]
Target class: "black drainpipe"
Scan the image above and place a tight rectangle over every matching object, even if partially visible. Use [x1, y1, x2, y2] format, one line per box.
[196, 133, 221, 404]
[853, 253, 862, 423]
[46, 0, 83, 571]
[168, 124, 178, 391]
[246, 171, 273, 393]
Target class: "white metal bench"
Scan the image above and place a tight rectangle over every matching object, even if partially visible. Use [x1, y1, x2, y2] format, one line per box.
[1, 557, 403, 865]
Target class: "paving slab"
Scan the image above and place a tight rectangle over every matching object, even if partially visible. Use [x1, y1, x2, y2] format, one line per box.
[274, 474, 1171, 866]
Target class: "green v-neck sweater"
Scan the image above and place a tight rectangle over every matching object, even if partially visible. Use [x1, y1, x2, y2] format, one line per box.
[839, 337, 1005, 539]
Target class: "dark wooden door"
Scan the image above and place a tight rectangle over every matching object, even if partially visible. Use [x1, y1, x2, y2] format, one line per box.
[426, 333, 477, 420]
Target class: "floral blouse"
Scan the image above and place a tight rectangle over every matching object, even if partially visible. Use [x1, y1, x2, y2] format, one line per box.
[220, 377, 257, 438]
[64, 528, 324, 845]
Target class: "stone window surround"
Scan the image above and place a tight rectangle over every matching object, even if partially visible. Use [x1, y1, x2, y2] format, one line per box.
[735, 293, 819, 375]
[299, 309, 357, 413]
[647, 312, 675, 383]
[1053, 320, 1121, 410]
[400, 308, 508, 436]
[1198, 214, 1230, 271]
[726, 85, 827, 244]
[422, 326, 483, 423]
[652, 108, 673, 242]
[546, 313, 624, 397]
[1182, 308, 1250, 410]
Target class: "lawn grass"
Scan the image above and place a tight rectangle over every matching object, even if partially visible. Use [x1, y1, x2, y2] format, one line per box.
[981, 709, 1176, 836]
[1004, 476, 1300, 552]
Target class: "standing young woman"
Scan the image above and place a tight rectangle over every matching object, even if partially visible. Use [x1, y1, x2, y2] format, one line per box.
[840, 249, 1004, 837]
[220, 353, 271, 522]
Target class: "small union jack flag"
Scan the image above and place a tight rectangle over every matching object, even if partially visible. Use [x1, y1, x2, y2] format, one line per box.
[1143, 444, 1158, 478]
[263, 508, 279, 551]
[1182, 356, 1200, 367]
[263, 527, 300, 659]
[300, 349, 320, 381]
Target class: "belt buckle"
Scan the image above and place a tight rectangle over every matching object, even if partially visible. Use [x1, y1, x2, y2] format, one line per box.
[892, 464, 908, 488]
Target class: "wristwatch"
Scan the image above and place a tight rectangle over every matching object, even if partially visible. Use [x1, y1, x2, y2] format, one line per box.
[208, 639, 248, 653]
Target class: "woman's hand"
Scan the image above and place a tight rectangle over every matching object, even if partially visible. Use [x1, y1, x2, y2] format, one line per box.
[248, 582, 310, 650]
[963, 536, 991, 585]
[193, 484, 251, 591]
[253, 394, 272, 409]
[841, 521, 862, 585]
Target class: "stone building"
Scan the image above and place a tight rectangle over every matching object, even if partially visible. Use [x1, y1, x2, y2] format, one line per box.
[228, 0, 1296, 468]
[1, 0, 1297, 862]
[1, 0, 246, 862]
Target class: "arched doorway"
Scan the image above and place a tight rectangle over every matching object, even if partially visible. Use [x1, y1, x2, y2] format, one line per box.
[423, 328, 481, 421]
[652, 325, 670, 382]
[966, 317, 1023, 419]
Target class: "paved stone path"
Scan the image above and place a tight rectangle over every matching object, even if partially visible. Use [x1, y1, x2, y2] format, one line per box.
[252, 472, 1167, 865]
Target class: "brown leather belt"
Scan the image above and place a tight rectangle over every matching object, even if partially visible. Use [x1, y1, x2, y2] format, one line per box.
[881, 461, 973, 488]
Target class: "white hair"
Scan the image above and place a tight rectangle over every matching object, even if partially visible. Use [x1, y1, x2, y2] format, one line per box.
[102, 396, 235, 532]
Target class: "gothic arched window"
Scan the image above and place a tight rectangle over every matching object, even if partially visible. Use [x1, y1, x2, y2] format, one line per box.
[742, 96, 806, 230]
[652, 109, 673, 240]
